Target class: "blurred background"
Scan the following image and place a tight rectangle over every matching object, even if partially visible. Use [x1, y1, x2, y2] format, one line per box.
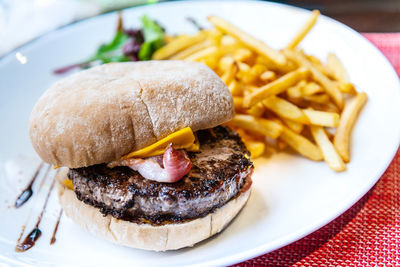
[1, 0, 399, 57]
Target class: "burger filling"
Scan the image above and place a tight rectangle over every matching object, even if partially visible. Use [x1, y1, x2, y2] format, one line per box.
[67, 126, 253, 225]
[106, 126, 198, 183]
[107, 144, 192, 183]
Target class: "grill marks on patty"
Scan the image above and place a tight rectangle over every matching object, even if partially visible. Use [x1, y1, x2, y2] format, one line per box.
[68, 126, 253, 225]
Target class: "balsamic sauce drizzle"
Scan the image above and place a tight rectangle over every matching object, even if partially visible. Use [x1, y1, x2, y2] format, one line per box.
[15, 228, 42, 252]
[14, 162, 44, 208]
[16, 225, 26, 244]
[50, 209, 63, 245]
[15, 177, 56, 252]
[15, 164, 51, 248]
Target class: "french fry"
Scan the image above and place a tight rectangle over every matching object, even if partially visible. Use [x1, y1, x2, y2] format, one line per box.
[208, 16, 286, 66]
[256, 56, 280, 70]
[220, 35, 237, 46]
[184, 46, 218, 62]
[198, 57, 218, 70]
[282, 118, 304, 133]
[170, 40, 210, 60]
[228, 114, 283, 138]
[307, 54, 334, 78]
[263, 96, 310, 123]
[284, 49, 344, 109]
[152, 32, 207, 59]
[286, 96, 308, 108]
[244, 140, 266, 158]
[260, 70, 276, 82]
[243, 85, 257, 97]
[303, 82, 323, 95]
[219, 35, 243, 53]
[242, 64, 268, 83]
[287, 80, 307, 98]
[235, 128, 266, 143]
[286, 10, 320, 49]
[218, 56, 235, 72]
[280, 126, 323, 161]
[236, 62, 251, 80]
[233, 96, 245, 112]
[309, 101, 340, 113]
[288, 81, 322, 99]
[243, 67, 309, 108]
[221, 61, 238, 85]
[206, 28, 223, 45]
[303, 94, 330, 104]
[233, 48, 253, 62]
[229, 80, 243, 96]
[256, 55, 296, 73]
[237, 61, 251, 71]
[310, 126, 346, 171]
[338, 82, 357, 95]
[235, 129, 266, 158]
[303, 109, 339, 127]
[251, 63, 268, 75]
[333, 92, 368, 162]
[327, 53, 350, 83]
[247, 103, 265, 117]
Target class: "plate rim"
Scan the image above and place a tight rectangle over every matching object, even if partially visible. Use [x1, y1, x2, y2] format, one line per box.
[1, 0, 400, 266]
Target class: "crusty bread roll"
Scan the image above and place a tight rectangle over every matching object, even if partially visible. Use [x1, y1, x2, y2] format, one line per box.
[56, 168, 250, 251]
[29, 61, 233, 168]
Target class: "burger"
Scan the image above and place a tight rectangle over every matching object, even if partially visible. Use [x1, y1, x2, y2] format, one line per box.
[29, 60, 253, 251]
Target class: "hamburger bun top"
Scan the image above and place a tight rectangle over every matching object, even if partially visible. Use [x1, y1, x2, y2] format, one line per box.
[29, 61, 234, 168]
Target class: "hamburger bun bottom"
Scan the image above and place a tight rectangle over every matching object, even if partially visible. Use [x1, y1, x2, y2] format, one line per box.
[56, 168, 251, 251]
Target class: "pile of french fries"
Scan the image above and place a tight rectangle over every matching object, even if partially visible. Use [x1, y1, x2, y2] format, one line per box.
[153, 10, 367, 172]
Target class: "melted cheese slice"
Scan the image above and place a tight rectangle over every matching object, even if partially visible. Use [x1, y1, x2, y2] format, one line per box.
[122, 127, 199, 159]
[63, 179, 74, 190]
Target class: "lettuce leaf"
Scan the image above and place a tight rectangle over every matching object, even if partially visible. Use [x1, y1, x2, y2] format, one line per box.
[89, 30, 131, 63]
[138, 15, 165, 60]
[53, 14, 165, 74]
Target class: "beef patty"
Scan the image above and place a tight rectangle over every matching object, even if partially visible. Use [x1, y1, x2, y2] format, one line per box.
[68, 126, 253, 225]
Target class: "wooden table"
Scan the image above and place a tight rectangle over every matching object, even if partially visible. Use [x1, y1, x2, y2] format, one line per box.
[278, 0, 400, 32]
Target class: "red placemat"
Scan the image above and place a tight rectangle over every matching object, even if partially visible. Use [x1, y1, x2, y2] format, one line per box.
[235, 33, 400, 266]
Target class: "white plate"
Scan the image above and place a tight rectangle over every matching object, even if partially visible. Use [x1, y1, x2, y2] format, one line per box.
[1, 1, 400, 266]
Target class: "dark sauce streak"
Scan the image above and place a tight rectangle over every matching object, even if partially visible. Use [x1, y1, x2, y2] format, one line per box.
[15, 177, 56, 252]
[16, 225, 26, 244]
[34, 177, 56, 230]
[14, 162, 44, 208]
[15, 165, 51, 249]
[50, 209, 63, 245]
[15, 228, 42, 252]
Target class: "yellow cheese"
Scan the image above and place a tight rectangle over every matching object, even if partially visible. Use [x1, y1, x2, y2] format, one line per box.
[122, 127, 199, 159]
[63, 179, 74, 190]
[187, 135, 200, 151]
